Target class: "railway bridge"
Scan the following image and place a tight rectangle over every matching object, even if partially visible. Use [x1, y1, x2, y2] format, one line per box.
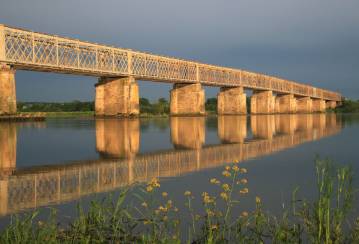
[0, 24, 342, 116]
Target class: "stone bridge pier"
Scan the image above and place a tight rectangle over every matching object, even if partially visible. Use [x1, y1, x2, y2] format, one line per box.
[312, 99, 326, 112]
[250, 90, 275, 114]
[297, 97, 313, 113]
[275, 94, 297, 113]
[217, 87, 246, 115]
[326, 101, 337, 109]
[95, 77, 139, 117]
[170, 83, 205, 116]
[0, 64, 17, 115]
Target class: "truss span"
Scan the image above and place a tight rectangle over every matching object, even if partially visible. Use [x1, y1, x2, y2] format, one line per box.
[0, 24, 341, 101]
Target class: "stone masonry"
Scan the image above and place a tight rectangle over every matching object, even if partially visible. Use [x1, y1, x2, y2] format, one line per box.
[217, 87, 246, 115]
[170, 83, 205, 116]
[0, 64, 16, 115]
[95, 77, 139, 116]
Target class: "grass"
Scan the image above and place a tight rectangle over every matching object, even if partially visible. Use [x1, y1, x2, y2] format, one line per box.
[0, 158, 358, 243]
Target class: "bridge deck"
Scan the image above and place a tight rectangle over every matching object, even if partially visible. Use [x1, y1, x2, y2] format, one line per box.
[0, 24, 341, 101]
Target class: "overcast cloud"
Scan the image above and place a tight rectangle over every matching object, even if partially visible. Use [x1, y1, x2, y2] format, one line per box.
[1, 0, 358, 101]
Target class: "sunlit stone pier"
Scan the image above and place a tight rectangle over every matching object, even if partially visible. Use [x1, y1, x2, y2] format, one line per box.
[0, 24, 342, 116]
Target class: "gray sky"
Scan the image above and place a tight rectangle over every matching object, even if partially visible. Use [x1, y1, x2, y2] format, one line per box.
[1, 0, 358, 101]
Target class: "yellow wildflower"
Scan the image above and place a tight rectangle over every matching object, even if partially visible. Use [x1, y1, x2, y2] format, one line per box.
[241, 179, 248, 184]
[241, 211, 248, 217]
[211, 224, 218, 230]
[202, 192, 213, 204]
[207, 210, 215, 217]
[222, 170, 231, 178]
[166, 200, 173, 207]
[220, 192, 228, 201]
[141, 202, 148, 208]
[210, 178, 220, 184]
[143, 220, 151, 225]
[162, 192, 168, 198]
[150, 178, 161, 188]
[240, 168, 247, 174]
[256, 196, 261, 204]
[222, 183, 230, 192]
[146, 185, 153, 192]
[232, 165, 239, 172]
[225, 166, 231, 171]
[174, 207, 179, 212]
[158, 205, 168, 212]
[240, 188, 249, 194]
[184, 191, 191, 196]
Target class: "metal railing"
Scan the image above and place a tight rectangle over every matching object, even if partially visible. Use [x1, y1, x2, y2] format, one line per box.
[0, 24, 341, 101]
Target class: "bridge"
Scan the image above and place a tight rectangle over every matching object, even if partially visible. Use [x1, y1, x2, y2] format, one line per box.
[0, 114, 341, 216]
[0, 24, 342, 116]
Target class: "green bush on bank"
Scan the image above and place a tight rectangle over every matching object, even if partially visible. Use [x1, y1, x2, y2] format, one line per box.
[1, 158, 358, 243]
[334, 100, 359, 113]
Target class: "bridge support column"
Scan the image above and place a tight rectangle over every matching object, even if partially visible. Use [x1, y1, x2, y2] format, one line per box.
[0, 65, 17, 115]
[250, 90, 275, 114]
[275, 94, 297, 113]
[297, 97, 313, 113]
[312, 99, 326, 113]
[95, 77, 139, 116]
[170, 83, 205, 116]
[326, 101, 337, 109]
[217, 87, 246, 115]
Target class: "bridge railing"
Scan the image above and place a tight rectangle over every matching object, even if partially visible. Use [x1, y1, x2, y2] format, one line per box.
[0, 24, 341, 101]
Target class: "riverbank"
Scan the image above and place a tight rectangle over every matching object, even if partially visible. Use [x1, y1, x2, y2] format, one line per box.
[0, 112, 46, 121]
[0, 158, 358, 243]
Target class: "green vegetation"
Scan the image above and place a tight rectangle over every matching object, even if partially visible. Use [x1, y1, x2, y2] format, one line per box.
[17, 101, 95, 113]
[205, 98, 217, 112]
[334, 100, 359, 113]
[140, 98, 169, 115]
[1, 158, 358, 243]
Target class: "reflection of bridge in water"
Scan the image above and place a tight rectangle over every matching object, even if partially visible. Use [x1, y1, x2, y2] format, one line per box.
[0, 114, 341, 216]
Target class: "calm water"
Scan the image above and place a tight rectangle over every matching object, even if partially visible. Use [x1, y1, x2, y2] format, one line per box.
[0, 114, 358, 229]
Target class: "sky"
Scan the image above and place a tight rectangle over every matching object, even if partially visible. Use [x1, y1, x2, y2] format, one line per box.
[0, 0, 358, 102]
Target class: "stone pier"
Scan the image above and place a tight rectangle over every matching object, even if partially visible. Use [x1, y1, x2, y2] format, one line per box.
[170, 83, 205, 116]
[0, 65, 17, 115]
[95, 77, 139, 116]
[250, 90, 275, 114]
[297, 97, 313, 113]
[312, 99, 326, 112]
[326, 101, 337, 109]
[275, 94, 297, 113]
[217, 87, 246, 115]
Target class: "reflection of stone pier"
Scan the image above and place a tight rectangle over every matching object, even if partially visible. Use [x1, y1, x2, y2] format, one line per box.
[0, 123, 16, 172]
[170, 117, 205, 149]
[251, 115, 276, 139]
[96, 119, 140, 158]
[0, 115, 343, 216]
[277, 115, 298, 134]
[218, 116, 247, 143]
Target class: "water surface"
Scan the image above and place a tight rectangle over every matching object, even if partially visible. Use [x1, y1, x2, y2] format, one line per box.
[0, 114, 358, 229]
